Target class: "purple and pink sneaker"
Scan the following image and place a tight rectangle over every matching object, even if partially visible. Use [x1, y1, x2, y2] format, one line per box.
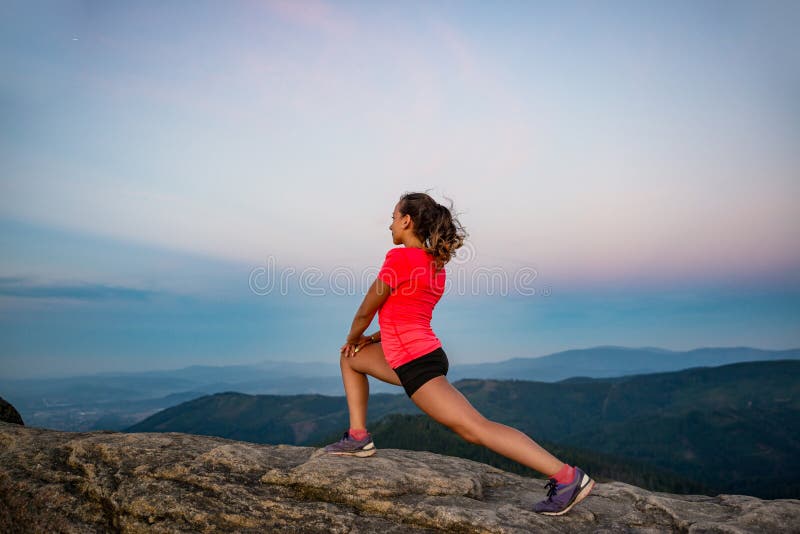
[323, 430, 376, 457]
[533, 466, 595, 515]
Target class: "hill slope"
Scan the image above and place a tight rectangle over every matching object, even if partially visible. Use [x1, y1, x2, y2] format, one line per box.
[5, 345, 797, 431]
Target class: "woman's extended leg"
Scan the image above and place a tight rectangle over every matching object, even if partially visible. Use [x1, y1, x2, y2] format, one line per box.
[339, 342, 402, 430]
[409, 375, 564, 476]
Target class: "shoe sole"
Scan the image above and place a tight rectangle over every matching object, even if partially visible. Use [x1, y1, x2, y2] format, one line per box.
[539, 474, 595, 516]
[324, 442, 376, 457]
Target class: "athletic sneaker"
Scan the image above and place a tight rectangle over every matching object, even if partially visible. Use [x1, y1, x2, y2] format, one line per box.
[532, 466, 595, 515]
[323, 430, 376, 457]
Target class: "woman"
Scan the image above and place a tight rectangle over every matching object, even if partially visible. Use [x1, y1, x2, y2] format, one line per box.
[323, 191, 595, 516]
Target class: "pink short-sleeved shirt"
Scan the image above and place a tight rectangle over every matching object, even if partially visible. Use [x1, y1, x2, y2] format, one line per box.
[376, 247, 446, 369]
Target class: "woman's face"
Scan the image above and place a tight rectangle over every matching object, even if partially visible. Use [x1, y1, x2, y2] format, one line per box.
[389, 203, 405, 244]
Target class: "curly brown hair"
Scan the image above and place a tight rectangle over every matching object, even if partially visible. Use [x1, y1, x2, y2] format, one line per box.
[398, 191, 468, 272]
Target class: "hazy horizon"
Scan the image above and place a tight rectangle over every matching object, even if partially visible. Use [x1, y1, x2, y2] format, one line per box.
[3, 344, 800, 382]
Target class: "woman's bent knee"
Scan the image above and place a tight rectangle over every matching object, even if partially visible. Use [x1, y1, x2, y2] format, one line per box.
[340, 353, 360, 373]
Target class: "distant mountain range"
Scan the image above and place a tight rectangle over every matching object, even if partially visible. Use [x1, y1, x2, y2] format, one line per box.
[2, 345, 797, 431]
[447, 345, 800, 382]
[127, 359, 800, 499]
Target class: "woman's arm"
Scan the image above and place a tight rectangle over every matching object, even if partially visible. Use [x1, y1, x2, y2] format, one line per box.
[370, 330, 381, 342]
[345, 316, 373, 345]
[344, 279, 390, 344]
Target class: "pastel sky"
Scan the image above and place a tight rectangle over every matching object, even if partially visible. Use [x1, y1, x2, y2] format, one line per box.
[1, 0, 798, 379]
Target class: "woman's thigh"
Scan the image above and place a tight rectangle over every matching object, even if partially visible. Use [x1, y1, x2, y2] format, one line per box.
[343, 342, 403, 387]
[410, 376, 488, 438]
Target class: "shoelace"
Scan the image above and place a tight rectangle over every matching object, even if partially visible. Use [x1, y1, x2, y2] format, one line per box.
[543, 478, 559, 500]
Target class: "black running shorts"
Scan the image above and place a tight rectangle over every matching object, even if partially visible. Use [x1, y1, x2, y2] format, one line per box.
[393, 346, 449, 398]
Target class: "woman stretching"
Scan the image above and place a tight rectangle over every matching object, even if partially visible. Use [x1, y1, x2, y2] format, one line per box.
[323, 191, 595, 516]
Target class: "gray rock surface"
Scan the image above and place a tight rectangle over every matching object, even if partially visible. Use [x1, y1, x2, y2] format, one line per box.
[1, 421, 798, 533]
[0, 396, 23, 425]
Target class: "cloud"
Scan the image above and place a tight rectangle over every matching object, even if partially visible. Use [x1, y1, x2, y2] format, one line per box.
[0, 277, 156, 301]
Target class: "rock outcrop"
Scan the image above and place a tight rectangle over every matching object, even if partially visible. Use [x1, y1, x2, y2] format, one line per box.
[1, 422, 798, 533]
[0, 397, 23, 425]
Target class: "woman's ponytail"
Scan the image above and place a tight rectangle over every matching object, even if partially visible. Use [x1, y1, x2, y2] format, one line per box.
[398, 191, 468, 271]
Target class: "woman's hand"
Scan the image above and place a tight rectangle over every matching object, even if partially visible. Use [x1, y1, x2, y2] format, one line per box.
[340, 335, 374, 358]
